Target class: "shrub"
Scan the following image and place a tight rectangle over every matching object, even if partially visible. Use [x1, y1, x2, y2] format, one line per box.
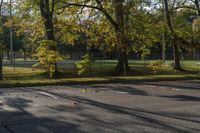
[76, 53, 94, 76]
[34, 40, 62, 78]
[148, 61, 163, 73]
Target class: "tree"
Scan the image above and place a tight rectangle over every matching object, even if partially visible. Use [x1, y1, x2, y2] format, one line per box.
[60, 0, 153, 75]
[60, 0, 143, 75]
[0, 0, 4, 80]
[39, 0, 59, 78]
[163, 0, 182, 70]
[17, 0, 60, 78]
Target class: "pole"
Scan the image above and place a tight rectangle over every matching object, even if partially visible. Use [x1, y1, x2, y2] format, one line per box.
[9, 0, 14, 70]
[162, 30, 166, 63]
[162, 0, 166, 63]
[198, 49, 200, 80]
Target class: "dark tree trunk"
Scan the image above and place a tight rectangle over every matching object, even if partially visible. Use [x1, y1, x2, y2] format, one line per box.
[0, 52, 3, 80]
[23, 49, 26, 61]
[194, 0, 200, 16]
[114, 0, 129, 75]
[0, 0, 3, 80]
[116, 50, 129, 74]
[39, 0, 58, 78]
[173, 36, 181, 70]
[6, 50, 10, 60]
[164, 0, 182, 70]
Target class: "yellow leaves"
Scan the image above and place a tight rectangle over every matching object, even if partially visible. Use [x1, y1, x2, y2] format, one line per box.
[81, 19, 116, 51]
[148, 61, 164, 73]
[35, 40, 62, 78]
[192, 18, 200, 34]
[80, 89, 87, 93]
[61, 32, 77, 45]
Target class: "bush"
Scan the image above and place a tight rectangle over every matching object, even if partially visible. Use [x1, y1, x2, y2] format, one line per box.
[76, 53, 94, 76]
[34, 40, 62, 78]
[148, 61, 164, 73]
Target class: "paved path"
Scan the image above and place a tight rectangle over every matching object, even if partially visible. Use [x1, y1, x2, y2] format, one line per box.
[0, 80, 200, 133]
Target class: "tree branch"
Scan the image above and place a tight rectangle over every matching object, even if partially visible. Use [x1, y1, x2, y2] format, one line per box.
[57, 2, 118, 30]
[0, 0, 3, 16]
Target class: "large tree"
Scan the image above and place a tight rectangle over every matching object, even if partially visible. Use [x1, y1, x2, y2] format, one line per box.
[59, 0, 143, 75]
[163, 0, 182, 70]
[39, 0, 59, 78]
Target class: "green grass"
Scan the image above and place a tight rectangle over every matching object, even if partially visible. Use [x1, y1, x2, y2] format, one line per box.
[0, 59, 199, 86]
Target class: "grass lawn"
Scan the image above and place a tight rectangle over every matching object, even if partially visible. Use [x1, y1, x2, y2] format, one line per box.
[0, 59, 199, 86]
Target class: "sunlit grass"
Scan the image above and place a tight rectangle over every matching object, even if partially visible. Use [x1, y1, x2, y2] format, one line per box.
[0, 60, 199, 86]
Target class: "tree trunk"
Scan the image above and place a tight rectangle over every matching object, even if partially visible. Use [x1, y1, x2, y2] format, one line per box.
[6, 50, 10, 60]
[173, 37, 181, 70]
[23, 49, 26, 61]
[0, 52, 3, 80]
[116, 50, 129, 74]
[44, 18, 58, 78]
[39, 0, 58, 78]
[115, 29, 129, 74]
[194, 0, 200, 16]
[114, 0, 129, 75]
[0, 0, 3, 80]
[164, 0, 182, 70]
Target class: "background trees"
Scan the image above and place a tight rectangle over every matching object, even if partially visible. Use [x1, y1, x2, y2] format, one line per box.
[0, 0, 200, 79]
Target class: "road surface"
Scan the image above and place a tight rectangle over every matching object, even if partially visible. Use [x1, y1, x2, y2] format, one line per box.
[0, 80, 200, 133]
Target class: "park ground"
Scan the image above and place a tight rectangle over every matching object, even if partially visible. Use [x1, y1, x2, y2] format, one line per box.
[0, 80, 200, 133]
[0, 60, 200, 86]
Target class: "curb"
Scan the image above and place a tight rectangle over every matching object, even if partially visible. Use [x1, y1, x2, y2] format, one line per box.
[0, 77, 199, 88]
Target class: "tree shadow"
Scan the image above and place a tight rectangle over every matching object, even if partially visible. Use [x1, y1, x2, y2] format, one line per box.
[160, 95, 200, 101]
[4, 97, 33, 112]
[72, 84, 149, 96]
[0, 97, 82, 133]
[42, 90, 200, 133]
[140, 81, 200, 90]
[1, 88, 200, 133]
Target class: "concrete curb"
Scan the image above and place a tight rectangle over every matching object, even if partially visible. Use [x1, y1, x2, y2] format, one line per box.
[0, 77, 199, 88]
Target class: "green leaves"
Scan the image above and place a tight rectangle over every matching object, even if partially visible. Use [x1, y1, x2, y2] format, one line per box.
[192, 17, 200, 46]
[76, 53, 94, 75]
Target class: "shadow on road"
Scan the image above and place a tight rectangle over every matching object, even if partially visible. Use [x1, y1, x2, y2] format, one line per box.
[160, 95, 200, 101]
[0, 87, 200, 133]
[72, 84, 149, 96]
[141, 81, 200, 90]
[41, 90, 200, 133]
[0, 97, 82, 133]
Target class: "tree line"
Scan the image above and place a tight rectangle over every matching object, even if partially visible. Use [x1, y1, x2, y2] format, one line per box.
[0, 0, 200, 79]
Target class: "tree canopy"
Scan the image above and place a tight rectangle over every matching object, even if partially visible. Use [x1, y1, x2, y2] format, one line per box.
[0, 0, 200, 79]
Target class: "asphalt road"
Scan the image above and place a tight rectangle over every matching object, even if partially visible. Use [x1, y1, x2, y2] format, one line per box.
[0, 80, 200, 133]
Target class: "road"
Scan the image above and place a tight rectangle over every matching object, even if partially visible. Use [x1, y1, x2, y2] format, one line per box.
[0, 80, 200, 133]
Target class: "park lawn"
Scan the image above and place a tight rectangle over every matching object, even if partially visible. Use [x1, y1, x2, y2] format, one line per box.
[3, 59, 200, 68]
[0, 75, 198, 87]
[0, 63, 199, 87]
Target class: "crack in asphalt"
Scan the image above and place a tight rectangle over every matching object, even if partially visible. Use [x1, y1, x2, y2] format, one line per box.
[1, 123, 15, 133]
